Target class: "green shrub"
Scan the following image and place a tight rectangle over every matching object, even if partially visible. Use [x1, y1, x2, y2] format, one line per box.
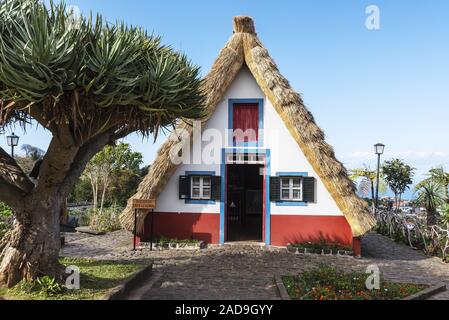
[441, 204, 449, 226]
[89, 205, 123, 232]
[35, 276, 63, 295]
[0, 203, 13, 240]
[0, 202, 13, 217]
[68, 207, 91, 226]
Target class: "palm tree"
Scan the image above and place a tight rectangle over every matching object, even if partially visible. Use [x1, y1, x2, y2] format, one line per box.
[416, 167, 449, 203]
[416, 181, 445, 227]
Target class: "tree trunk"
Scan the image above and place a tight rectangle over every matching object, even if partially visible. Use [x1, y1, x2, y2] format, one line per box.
[0, 197, 64, 287]
[0, 127, 118, 287]
[99, 174, 109, 213]
[427, 209, 437, 227]
[91, 178, 98, 209]
[60, 199, 68, 225]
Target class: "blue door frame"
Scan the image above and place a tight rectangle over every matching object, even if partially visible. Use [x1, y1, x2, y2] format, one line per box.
[220, 148, 271, 246]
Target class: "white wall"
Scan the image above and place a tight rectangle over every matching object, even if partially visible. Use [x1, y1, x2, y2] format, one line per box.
[154, 66, 343, 216]
[264, 97, 342, 216]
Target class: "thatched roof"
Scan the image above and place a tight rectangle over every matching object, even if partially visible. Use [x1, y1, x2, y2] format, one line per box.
[120, 16, 376, 237]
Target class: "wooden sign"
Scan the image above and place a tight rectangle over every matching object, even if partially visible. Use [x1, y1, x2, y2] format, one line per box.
[131, 199, 156, 210]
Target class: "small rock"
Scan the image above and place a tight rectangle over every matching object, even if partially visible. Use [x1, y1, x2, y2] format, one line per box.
[75, 226, 105, 235]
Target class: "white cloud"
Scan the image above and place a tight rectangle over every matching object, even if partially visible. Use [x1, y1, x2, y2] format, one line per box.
[340, 150, 449, 185]
[346, 151, 449, 160]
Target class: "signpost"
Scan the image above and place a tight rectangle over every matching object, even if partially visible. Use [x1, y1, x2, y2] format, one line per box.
[131, 199, 156, 251]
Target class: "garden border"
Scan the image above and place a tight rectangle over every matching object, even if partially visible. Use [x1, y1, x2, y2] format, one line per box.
[274, 274, 291, 300]
[102, 263, 153, 300]
[138, 240, 206, 251]
[402, 283, 447, 300]
[286, 245, 355, 258]
[274, 274, 447, 301]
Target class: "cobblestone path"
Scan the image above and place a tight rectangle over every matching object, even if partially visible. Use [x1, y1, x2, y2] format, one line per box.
[60, 230, 449, 300]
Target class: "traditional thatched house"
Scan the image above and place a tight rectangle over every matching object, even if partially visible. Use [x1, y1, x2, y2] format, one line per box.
[120, 16, 375, 255]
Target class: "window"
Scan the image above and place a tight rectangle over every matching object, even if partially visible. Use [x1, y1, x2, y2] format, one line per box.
[232, 103, 259, 143]
[191, 176, 212, 200]
[280, 177, 302, 201]
[226, 153, 264, 164]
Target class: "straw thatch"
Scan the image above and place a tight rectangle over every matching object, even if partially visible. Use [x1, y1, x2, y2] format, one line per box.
[120, 16, 376, 237]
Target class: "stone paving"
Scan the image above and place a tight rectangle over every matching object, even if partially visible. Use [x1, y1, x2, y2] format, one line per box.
[60, 230, 449, 300]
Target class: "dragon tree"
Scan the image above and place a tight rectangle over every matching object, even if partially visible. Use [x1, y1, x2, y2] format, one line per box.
[0, 0, 204, 287]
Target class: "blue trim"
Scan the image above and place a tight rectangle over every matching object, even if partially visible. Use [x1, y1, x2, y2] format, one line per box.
[185, 199, 216, 205]
[276, 172, 308, 177]
[185, 171, 216, 176]
[219, 149, 226, 244]
[275, 201, 308, 207]
[275, 172, 309, 207]
[184, 171, 216, 204]
[228, 99, 264, 147]
[265, 149, 271, 246]
[219, 148, 271, 246]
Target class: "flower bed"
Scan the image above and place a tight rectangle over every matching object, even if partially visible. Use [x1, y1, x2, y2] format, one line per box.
[282, 265, 426, 300]
[287, 241, 353, 256]
[138, 237, 206, 250]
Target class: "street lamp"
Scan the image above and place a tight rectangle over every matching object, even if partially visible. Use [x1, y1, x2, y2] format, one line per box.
[6, 132, 19, 158]
[374, 143, 385, 211]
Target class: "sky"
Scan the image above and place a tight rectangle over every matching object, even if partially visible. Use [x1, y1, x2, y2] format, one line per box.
[1, 0, 449, 199]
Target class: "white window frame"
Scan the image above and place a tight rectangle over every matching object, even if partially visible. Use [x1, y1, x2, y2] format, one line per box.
[280, 177, 303, 201]
[226, 153, 265, 164]
[190, 176, 212, 200]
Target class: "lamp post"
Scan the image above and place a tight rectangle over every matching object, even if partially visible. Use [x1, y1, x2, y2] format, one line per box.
[374, 143, 385, 212]
[6, 132, 19, 158]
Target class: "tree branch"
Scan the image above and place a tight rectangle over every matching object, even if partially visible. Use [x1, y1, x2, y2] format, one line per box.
[0, 147, 34, 193]
[0, 175, 27, 212]
[27, 105, 58, 135]
[112, 125, 135, 141]
[59, 128, 118, 198]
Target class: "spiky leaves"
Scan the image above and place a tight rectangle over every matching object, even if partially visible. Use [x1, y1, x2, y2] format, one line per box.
[0, 0, 205, 287]
[0, 0, 205, 141]
[416, 181, 445, 226]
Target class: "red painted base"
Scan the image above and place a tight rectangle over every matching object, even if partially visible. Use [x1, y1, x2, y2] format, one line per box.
[142, 212, 220, 244]
[141, 212, 361, 255]
[352, 237, 362, 257]
[270, 215, 353, 246]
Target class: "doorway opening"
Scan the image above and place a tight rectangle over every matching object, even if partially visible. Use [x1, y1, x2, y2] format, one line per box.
[226, 164, 264, 242]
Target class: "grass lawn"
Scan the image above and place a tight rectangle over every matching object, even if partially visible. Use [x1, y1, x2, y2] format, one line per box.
[0, 257, 143, 300]
[283, 265, 427, 300]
